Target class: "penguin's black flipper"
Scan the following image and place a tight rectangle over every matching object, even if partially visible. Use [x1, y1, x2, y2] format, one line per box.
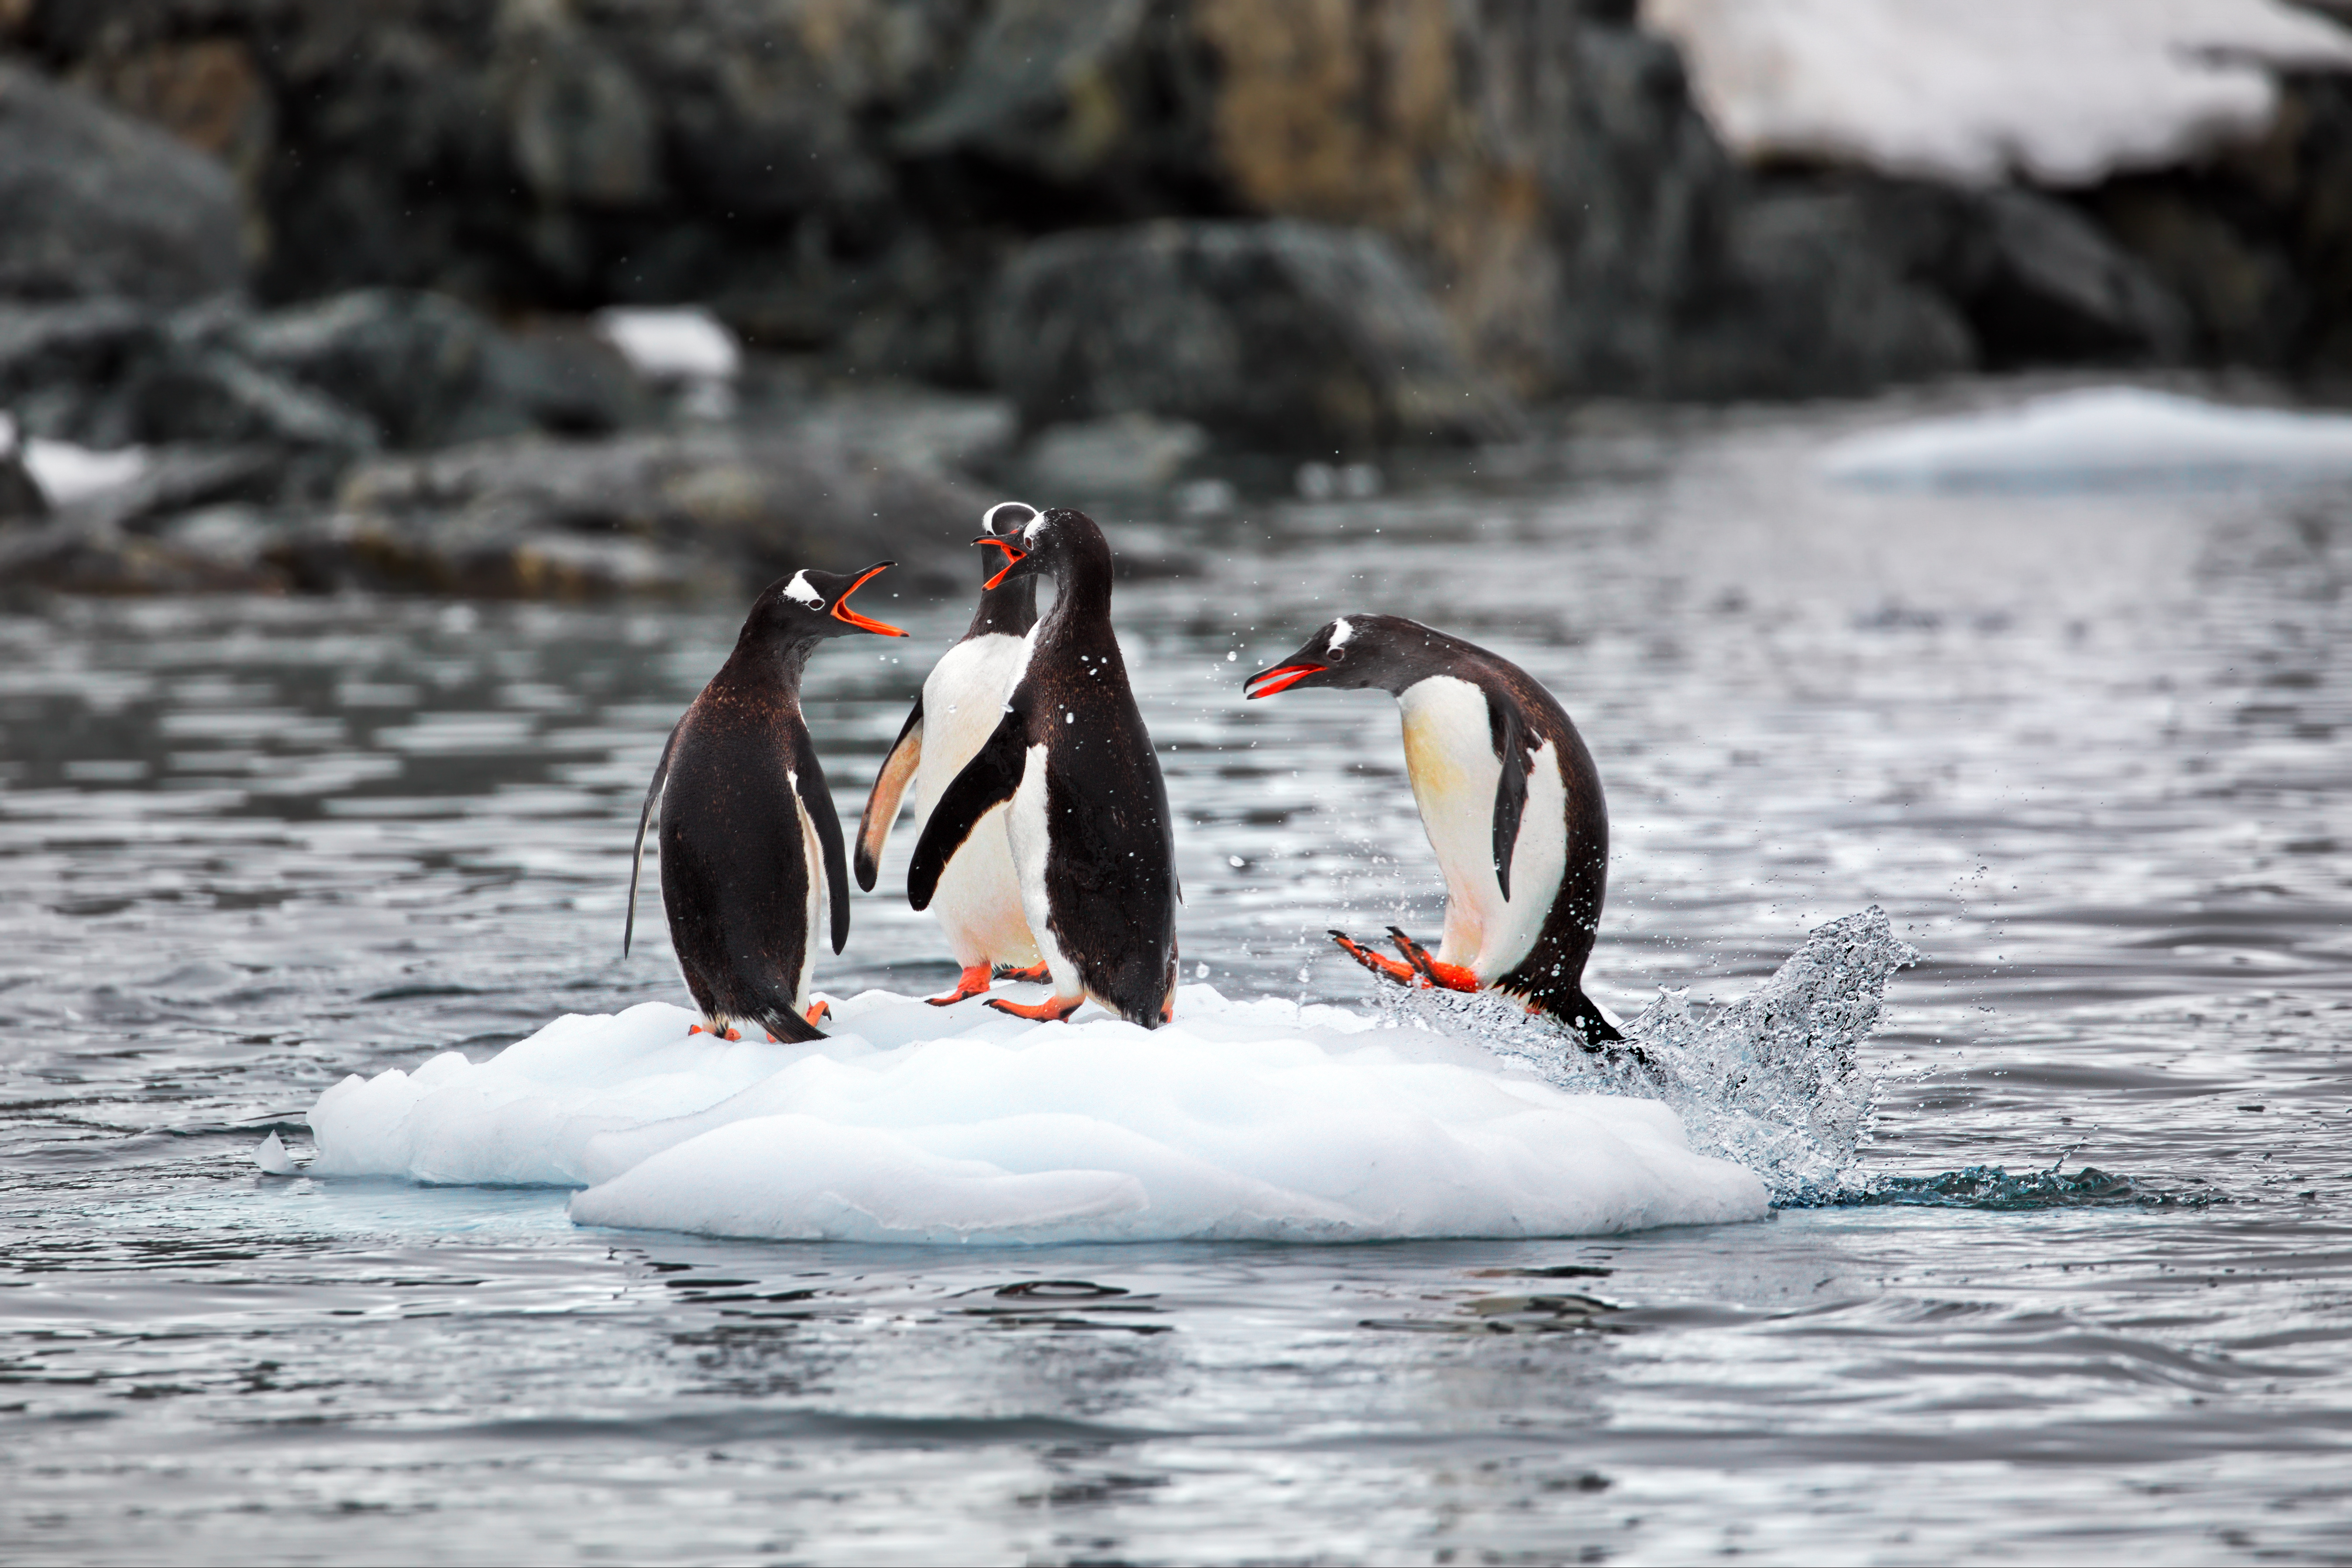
[623, 720, 682, 958]
[908, 708, 1026, 912]
[787, 725, 854, 956]
[855, 696, 922, 892]
[1487, 696, 1535, 901]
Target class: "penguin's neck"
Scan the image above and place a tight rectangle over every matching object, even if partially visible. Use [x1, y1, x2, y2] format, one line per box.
[963, 574, 1038, 642]
[1032, 549, 1115, 654]
[715, 634, 815, 708]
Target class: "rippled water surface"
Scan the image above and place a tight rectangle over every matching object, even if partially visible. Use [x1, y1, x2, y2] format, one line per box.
[5, 392, 2350, 1563]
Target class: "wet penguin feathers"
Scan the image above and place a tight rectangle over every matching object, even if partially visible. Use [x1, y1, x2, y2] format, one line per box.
[1245, 612, 1618, 1043]
[625, 563, 906, 1041]
[908, 507, 1179, 1027]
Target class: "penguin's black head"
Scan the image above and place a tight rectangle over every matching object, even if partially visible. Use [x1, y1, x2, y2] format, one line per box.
[972, 505, 1106, 588]
[1244, 614, 1430, 698]
[746, 562, 908, 642]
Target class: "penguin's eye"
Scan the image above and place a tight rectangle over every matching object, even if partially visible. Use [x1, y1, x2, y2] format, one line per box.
[1327, 645, 1346, 660]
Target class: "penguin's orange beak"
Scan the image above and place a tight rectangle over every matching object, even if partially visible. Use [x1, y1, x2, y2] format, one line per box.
[974, 535, 1026, 591]
[829, 562, 907, 636]
[1244, 662, 1325, 699]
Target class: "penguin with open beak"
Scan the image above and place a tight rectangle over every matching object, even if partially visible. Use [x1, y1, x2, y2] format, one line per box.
[625, 563, 908, 1042]
[854, 502, 1047, 1004]
[906, 507, 1179, 1027]
[1244, 614, 1623, 1048]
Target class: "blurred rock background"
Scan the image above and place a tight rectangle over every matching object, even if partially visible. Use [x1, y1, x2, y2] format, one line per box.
[4, 0, 2351, 595]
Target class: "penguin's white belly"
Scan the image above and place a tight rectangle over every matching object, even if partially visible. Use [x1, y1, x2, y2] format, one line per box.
[1397, 676, 1568, 980]
[914, 636, 1039, 968]
[1004, 742, 1076, 994]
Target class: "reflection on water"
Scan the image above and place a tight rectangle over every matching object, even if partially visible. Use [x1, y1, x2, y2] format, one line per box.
[3, 393, 2350, 1562]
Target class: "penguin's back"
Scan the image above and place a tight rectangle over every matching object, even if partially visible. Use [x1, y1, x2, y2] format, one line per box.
[1021, 636, 1177, 1019]
[658, 693, 822, 1022]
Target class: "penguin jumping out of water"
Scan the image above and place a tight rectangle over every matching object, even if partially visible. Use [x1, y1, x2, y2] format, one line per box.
[855, 502, 1048, 1004]
[1244, 615, 1623, 1047]
[907, 507, 1179, 1027]
[625, 563, 908, 1042]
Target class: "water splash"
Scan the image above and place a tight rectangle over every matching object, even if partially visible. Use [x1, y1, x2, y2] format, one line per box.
[1382, 907, 1916, 1204]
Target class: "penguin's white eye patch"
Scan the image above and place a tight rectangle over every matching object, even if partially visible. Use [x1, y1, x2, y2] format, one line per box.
[1023, 513, 1048, 544]
[982, 500, 1036, 536]
[783, 571, 824, 609]
[1327, 618, 1354, 651]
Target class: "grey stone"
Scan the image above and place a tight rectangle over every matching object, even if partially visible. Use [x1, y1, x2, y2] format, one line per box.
[226, 289, 648, 449]
[983, 220, 1523, 452]
[318, 427, 987, 596]
[1964, 189, 2191, 365]
[0, 444, 45, 521]
[1021, 413, 1210, 494]
[0, 61, 244, 305]
[1665, 193, 1977, 398]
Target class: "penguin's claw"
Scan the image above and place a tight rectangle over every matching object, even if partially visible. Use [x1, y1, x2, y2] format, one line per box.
[805, 1001, 831, 1026]
[993, 963, 1052, 983]
[1330, 929, 1418, 986]
[986, 993, 1083, 1023]
[926, 966, 994, 1006]
[1386, 928, 1480, 993]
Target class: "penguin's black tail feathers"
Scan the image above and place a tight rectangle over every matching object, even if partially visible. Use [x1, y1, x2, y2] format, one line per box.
[1563, 988, 1625, 1052]
[749, 1002, 829, 1045]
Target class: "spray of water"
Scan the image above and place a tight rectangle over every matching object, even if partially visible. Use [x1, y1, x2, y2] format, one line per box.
[1380, 907, 1916, 1204]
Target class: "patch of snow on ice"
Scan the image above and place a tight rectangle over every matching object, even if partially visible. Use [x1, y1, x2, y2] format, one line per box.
[1643, 0, 2352, 186]
[21, 438, 150, 506]
[306, 987, 1768, 1244]
[1820, 388, 2352, 489]
[593, 306, 741, 382]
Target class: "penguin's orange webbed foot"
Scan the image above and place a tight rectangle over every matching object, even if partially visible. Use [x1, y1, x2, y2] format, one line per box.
[925, 965, 994, 1006]
[1331, 929, 1418, 985]
[994, 963, 1051, 983]
[805, 1001, 831, 1026]
[986, 993, 1083, 1023]
[1386, 928, 1479, 993]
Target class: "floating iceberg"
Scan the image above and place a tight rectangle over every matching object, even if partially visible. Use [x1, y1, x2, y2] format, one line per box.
[306, 986, 1769, 1244]
[1644, 0, 2352, 186]
[1819, 388, 2352, 490]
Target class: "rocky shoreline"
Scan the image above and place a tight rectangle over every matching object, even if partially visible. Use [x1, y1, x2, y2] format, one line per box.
[4, 0, 2351, 597]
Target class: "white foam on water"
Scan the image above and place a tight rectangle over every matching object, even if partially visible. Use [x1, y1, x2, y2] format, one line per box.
[305, 986, 1773, 1245]
[591, 306, 742, 382]
[1819, 388, 2352, 490]
[1644, 0, 2352, 186]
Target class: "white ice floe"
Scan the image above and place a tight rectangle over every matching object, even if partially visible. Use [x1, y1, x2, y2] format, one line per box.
[1819, 387, 2352, 489]
[1643, 0, 2352, 186]
[592, 306, 742, 382]
[306, 986, 1767, 1244]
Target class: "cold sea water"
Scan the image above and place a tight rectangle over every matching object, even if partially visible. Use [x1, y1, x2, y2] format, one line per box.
[2, 385, 2349, 1564]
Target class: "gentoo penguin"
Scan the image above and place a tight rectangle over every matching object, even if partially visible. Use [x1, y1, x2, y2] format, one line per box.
[906, 507, 1178, 1027]
[854, 501, 1047, 1004]
[1244, 615, 1623, 1047]
[624, 563, 907, 1042]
